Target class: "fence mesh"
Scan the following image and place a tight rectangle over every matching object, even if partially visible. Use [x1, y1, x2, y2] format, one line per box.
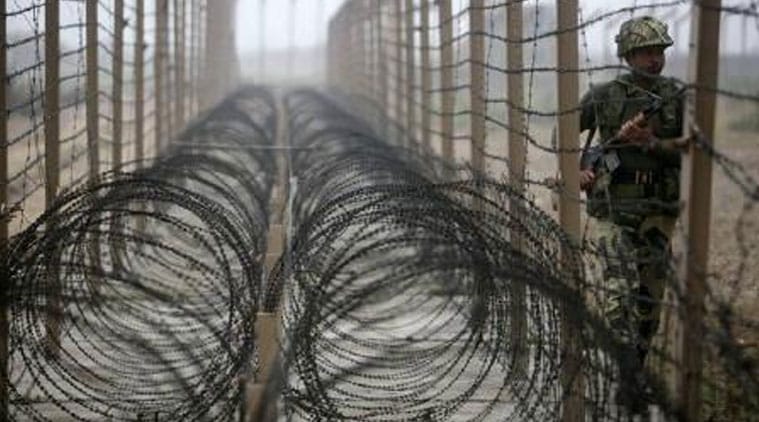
[326, 0, 759, 420]
[2, 0, 758, 421]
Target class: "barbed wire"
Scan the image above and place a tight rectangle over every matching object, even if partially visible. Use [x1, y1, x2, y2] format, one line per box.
[2, 0, 206, 235]
[3, 0, 758, 420]
[327, 0, 759, 420]
[3, 86, 275, 421]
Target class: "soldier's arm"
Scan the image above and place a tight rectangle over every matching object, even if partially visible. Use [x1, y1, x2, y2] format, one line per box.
[578, 89, 600, 189]
[647, 86, 689, 161]
[579, 88, 598, 135]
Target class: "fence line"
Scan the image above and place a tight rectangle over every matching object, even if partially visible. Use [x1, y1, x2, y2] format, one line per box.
[1, 0, 239, 412]
[327, 1, 759, 420]
[0, 0, 7, 417]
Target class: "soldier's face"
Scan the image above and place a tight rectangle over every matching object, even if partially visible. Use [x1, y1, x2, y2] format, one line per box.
[625, 46, 666, 77]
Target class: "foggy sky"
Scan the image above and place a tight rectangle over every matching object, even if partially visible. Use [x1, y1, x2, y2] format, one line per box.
[4, 0, 758, 56]
[234, 0, 759, 56]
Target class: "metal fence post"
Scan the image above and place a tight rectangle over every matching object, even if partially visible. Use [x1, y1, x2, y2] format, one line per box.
[357, 2, 366, 107]
[438, 0, 454, 168]
[375, 0, 388, 140]
[135, 0, 145, 168]
[45, 0, 60, 205]
[420, 0, 431, 153]
[199, 0, 207, 112]
[259, 0, 266, 82]
[113, 0, 124, 171]
[156, 0, 168, 151]
[44, 0, 63, 356]
[404, 0, 415, 148]
[174, 0, 185, 130]
[0, 0, 8, 415]
[392, 0, 404, 145]
[675, 2, 721, 420]
[189, 0, 199, 116]
[370, 0, 379, 130]
[556, 0, 584, 421]
[86, 0, 99, 179]
[470, 0, 486, 176]
[506, 0, 527, 375]
[202, 0, 214, 110]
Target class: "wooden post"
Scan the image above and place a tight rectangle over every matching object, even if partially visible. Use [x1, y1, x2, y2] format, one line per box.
[469, 0, 486, 175]
[247, 312, 280, 422]
[394, 0, 404, 145]
[187, 1, 194, 116]
[113, 0, 124, 171]
[369, 0, 379, 130]
[404, 0, 415, 147]
[375, 0, 388, 139]
[202, 0, 214, 110]
[165, 0, 174, 139]
[202, 0, 234, 109]
[506, 0, 527, 375]
[133, 0, 145, 236]
[356, 2, 366, 106]
[44, 0, 63, 356]
[135, 0, 145, 167]
[189, 0, 199, 116]
[556, 1, 583, 421]
[331, 13, 338, 89]
[351, 3, 360, 97]
[259, 0, 266, 82]
[348, 4, 356, 95]
[155, 0, 168, 151]
[506, 1, 526, 192]
[0, 0, 8, 415]
[247, 97, 290, 422]
[343, 5, 351, 94]
[174, 0, 185, 130]
[367, 0, 374, 122]
[45, 0, 60, 205]
[326, 17, 333, 87]
[438, 0, 454, 167]
[675, 2, 721, 420]
[340, 7, 349, 92]
[420, 0, 431, 152]
[199, 0, 207, 110]
[86, 0, 99, 179]
[330, 12, 339, 90]
[199, 0, 206, 112]
[741, 14, 747, 58]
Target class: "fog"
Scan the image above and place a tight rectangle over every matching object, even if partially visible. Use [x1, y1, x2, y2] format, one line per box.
[234, 0, 758, 56]
[4, 0, 757, 84]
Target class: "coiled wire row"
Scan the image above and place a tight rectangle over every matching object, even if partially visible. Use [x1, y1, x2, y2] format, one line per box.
[3, 86, 278, 421]
[274, 90, 676, 421]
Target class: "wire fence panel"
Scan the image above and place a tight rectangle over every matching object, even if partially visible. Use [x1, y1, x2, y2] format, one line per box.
[1, 0, 218, 235]
[326, 0, 759, 420]
[2, 0, 758, 420]
[1, 0, 237, 417]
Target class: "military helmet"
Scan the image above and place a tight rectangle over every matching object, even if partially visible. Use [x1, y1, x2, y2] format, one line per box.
[615, 16, 674, 58]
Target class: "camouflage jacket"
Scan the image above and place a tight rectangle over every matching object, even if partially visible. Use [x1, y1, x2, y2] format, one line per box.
[580, 73, 684, 223]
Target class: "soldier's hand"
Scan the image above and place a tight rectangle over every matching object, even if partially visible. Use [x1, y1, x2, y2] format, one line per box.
[580, 169, 596, 191]
[617, 112, 654, 145]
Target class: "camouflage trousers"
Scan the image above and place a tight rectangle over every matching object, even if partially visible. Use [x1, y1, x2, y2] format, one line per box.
[594, 216, 676, 363]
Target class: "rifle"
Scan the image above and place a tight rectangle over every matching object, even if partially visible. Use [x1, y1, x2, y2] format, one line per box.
[579, 85, 686, 174]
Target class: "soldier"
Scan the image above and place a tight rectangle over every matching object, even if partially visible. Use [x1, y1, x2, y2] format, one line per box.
[578, 15, 688, 410]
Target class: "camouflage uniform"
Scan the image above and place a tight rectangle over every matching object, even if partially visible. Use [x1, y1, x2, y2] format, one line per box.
[580, 16, 683, 363]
